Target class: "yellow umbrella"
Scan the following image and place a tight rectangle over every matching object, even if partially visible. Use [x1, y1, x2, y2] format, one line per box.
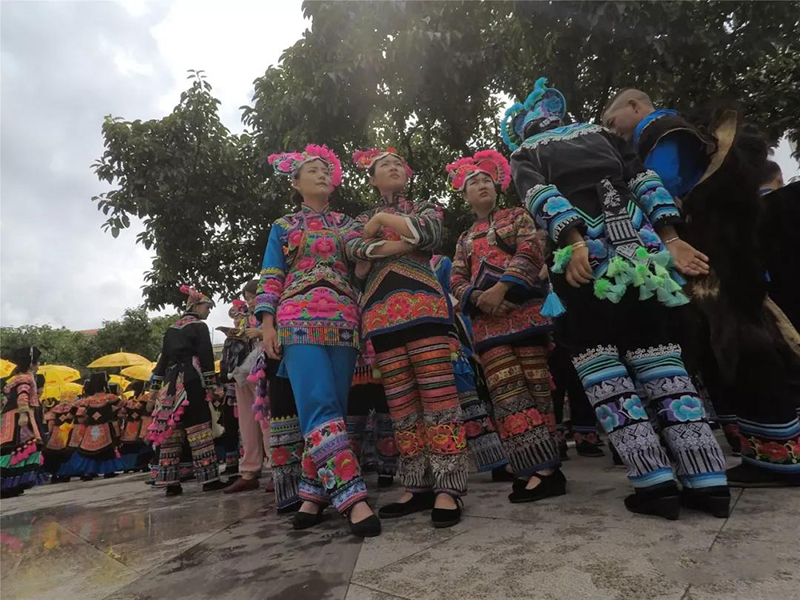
[1, 359, 16, 378]
[38, 364, 81, 384]
[123, 390, 136, 399]
[120, 362, 156, 381]
[215, 359, 221, 374]
[88, 352, 151, 368]
[108, 374, 131, 390]
[40, 382, 84, 401]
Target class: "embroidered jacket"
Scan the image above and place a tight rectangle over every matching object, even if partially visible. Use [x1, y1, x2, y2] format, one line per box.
[255, 204, 361, 348]
[1, 373, 43, 451]
[44, 401, 76, 453]
[451, 207, 552, 351]
[73, 393, 121, 456]
[151, 312, 216, 391]
[511, 122, 681, 278]
[345, 194, 452, 339]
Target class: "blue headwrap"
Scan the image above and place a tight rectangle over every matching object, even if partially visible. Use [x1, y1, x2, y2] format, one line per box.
[501, 77, 567, 151]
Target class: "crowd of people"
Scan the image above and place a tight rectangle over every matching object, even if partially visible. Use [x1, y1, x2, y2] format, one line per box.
[2, 78, 798, 542]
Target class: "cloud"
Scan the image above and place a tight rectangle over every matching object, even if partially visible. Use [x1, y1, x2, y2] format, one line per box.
[1, 0, 306, 334]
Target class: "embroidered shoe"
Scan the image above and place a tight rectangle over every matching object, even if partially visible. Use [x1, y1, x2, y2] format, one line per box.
[624, 482, 680, 520]
[727, 463, 800, 488]
[378, 491, 436, 519]
[680, 486, 731, 518]
[508, 469, 567, 503]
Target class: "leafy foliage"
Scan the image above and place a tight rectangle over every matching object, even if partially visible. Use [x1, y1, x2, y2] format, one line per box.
[93, 1, 800, 309]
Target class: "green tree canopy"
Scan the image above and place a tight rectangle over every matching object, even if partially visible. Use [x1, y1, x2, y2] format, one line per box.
[94, 1, 800, 310]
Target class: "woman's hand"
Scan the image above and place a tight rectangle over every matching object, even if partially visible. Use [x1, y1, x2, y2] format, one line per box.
[244, 327, 263, 340]
[476, 282, 510, 314]
[363, 214, 384, 238]
[565, 245, 593, 287]
[355, 261, 372, 279]
[262, 321, 282, 360]
[666, 238, 710, 276]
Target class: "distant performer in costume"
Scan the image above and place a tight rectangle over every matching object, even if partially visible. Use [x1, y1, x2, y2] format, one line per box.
[508, 78, 729, 519]
[147, 286, 227, 496]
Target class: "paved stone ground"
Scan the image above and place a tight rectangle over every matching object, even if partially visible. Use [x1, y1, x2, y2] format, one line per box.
[1, 448, 799, 600]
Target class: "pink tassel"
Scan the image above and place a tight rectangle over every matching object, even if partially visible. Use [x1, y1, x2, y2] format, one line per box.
[181, 400, 190, 407]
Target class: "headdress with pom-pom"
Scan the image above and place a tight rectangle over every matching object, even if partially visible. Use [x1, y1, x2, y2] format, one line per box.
[500, 77, 567, 151]
[228, 299, 248, 319]
[180, 285, 213, 310]
[352, 147, 413, 178]
[267, 144, 343, 187]
[445, 149, 511, 192]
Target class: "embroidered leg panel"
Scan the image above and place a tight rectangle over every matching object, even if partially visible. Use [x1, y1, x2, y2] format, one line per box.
[375, 411, 399, 477]
[186, 422, 220, 484]
[406, 336, 468, 496]
[455, 355, 507, 473]
[627, 344, 728, 488]
[737, 417, 800, 475]
[302, 418, 368, 514]
[573, 345, 675, 488]
[270, 414, 304, 510]
[376, 345, 434, 492]
[154, 428, 184, 486]
[482, 345, 558, 477]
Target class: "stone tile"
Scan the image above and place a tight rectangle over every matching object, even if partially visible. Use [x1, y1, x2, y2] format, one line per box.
[0, 520, 139, 600]
[716, 486, 800, 545]
[352, 516, 711, 600]
[682, 539, 799, 599]
[104, 505, 363, 600]
[345, 583, 412, 600]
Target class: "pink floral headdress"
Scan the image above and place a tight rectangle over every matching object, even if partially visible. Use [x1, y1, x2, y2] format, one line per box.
[267, 144, 343, 187]
[445, 149, 511, 192]
[228, 299, 248, 319]
[352, 147, 413, 178]
[180, 285, 213, 309]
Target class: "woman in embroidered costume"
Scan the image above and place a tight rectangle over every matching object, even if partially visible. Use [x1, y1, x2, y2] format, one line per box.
[117, 381, 154, 473]
[43, 396, 78, 483]
[62, 373, 126, 480]
[257, 144, 380, 537]
[507, 78, 730, 519]
[147, 286, 227, 496]
[448, 149, 567, 502]
[1, 346, 47, 497]
[346, 148, 468, 528]
[223, 282, 275, 494]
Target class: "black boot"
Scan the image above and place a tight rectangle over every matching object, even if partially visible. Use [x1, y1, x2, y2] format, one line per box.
[574, 432, 604, 458]
[624, 482, 680, 520]
[431, 495, 462, 528]
[508, 469, 567, 503]
[680, 486, 731, 518]
[727, 462, 800, 488]
[378, 490, 436, 519]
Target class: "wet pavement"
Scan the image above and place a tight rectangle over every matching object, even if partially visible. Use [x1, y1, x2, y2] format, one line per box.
[1, 448, 798, 600]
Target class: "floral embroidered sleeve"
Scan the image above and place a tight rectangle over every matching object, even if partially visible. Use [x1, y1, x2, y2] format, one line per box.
[511, 148, 585, 246]
[450, 231, 479, 313]
[345, 210, 383, 261]
[336, 213, 365, 265]
[400, 202, 443, 252]
[254, 221, 288, 319]
[15, 380, 32, 412]
[501, 208, 545, 289]
[606, 130, 681, 229]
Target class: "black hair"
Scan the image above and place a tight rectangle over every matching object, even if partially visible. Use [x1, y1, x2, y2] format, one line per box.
[10, 346, 41, 374]
[242, 279, 259, 296]
[761, 160, 782, 185]
[84, 372, 109, 396]
[129, 380, 146, 396]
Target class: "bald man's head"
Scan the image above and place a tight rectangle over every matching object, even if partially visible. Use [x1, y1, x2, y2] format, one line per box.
[602, 88, 655, 141]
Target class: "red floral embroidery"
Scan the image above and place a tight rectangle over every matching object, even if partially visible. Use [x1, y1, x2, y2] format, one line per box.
[376, 436, 398, 456]
[271, 446, 291, 466]
[740, 436, 752, 454]
[396, 430, 425, 456]
[302, 454, 317, 479]
[464, 421, 484, 438]
[525, 408, 544, 427]
[310, 430, 323, 447]
[500, 413, 530, 438]
[427, 424, 467, 454]
[311, 238, 336, 259]
[757, 441, 791, 462]
[332, 451, 359, 481]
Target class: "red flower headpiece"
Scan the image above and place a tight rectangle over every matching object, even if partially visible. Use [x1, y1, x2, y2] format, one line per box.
[267, 144, 343, 187]
[352, 147, 413, 178]
[180, 285, 213, 309]
[445, 149, 511, 192]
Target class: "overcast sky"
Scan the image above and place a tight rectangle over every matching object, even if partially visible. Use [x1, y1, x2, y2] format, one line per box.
[2, 0, 799, 344]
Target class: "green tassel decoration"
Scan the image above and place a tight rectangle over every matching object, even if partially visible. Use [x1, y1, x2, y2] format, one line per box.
[551, 245, 573, 274]
[594, 278, 611, 300]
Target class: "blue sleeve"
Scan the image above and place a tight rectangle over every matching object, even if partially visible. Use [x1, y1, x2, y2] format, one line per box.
[644, 139, 683, 199]
[254, 223, 287, 318]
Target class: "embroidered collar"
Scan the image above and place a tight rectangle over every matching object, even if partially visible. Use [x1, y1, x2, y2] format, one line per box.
[380, 192, 411, 209]
[300, 202, 330, 215]
[633, 109, 679, 149]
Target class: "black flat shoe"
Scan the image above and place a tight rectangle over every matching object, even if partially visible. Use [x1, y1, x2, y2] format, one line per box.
[202, 480, 228, 492]
[378, 491, 436, 519]
[727, 462, 800, 488]
[575, 435, 605, 458]
[508, 469, 567, 503]
[624, 482, 680, 520]
[292, 506, 326, 530]
[349, 509, 382, 538]
[277, 500, 302, 515]
[492, 466, 516, 482]
[680, 486, 731, 518]
[165, 484, 183, 497]
[431, 497, 462, 528]
[378, 475, 394, 488]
